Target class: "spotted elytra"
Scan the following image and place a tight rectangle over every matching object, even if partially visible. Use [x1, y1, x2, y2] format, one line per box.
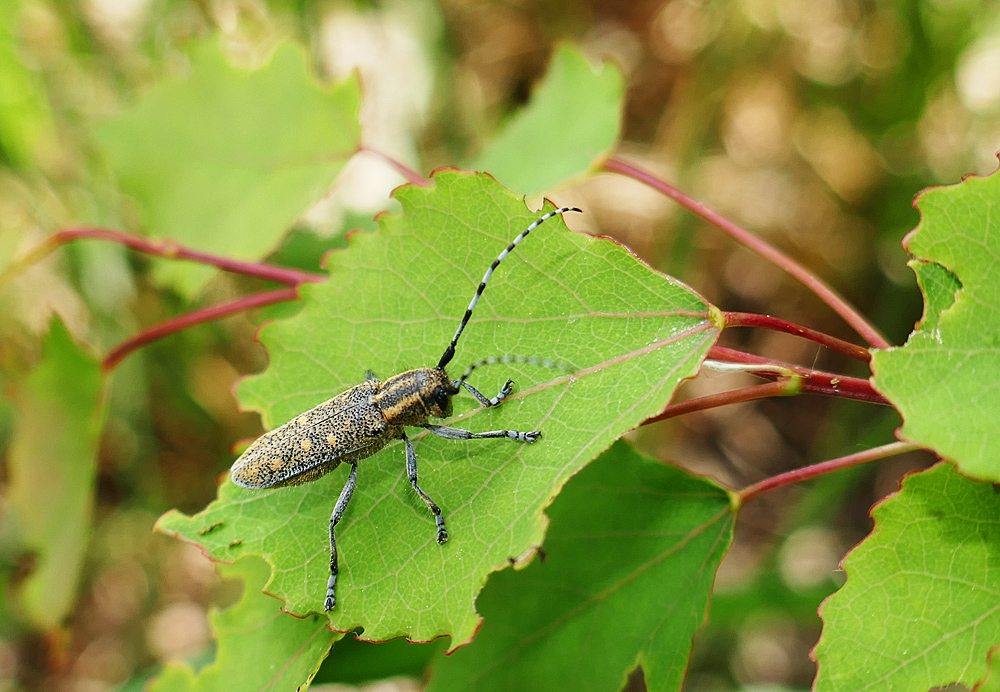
[230, 207, 581, 611]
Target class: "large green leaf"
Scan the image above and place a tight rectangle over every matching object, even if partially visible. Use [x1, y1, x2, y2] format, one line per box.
[157, 170, 718, 646]
[6, 318, 104, 630]
[813, 462, 1000, 691]
[871, 168, 1000, 481]
[148, 557, 339, 692]
[470, 44, 623, 196]
[97, 39, 361, 297]
[427, 440, 734, 692]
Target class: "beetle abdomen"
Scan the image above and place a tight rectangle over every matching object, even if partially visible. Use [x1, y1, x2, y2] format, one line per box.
[231, 380, 391, 488]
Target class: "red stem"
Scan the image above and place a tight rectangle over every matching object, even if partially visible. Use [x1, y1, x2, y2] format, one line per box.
[707, 346, 890, 405]
[102, 287, 300, 371]
[0, 227, 328, 371]
[54, 228, 326, 285]
[602, 158, 891, 351]
[359, 146, 432, 187]
[724, 312, 871, 363]
[738, 441, 918, 503]
[641, 380, 796, 426]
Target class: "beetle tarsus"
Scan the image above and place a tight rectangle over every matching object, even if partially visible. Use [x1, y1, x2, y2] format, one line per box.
[325, 576, 336, 611]
[435, 514, 449, 543]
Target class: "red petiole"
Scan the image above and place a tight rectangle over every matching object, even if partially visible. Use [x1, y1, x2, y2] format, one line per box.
[737, 441, 918, 503]
[0, 227, 325, 372]
[603, 156, 916, 490]
[603, 157, 891, 350]
[723, 312, 871, 363]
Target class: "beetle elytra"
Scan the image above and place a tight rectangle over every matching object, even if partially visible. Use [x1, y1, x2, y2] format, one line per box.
[230, 207, 581, 611]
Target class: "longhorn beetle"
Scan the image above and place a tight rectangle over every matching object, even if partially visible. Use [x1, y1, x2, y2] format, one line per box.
[230, 207, 582, 611]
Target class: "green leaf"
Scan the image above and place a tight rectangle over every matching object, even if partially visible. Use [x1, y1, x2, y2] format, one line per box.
[6, 318, 104, 631]
[426, 440, 734, 692]
[0, 0, 57, 170]
[871, 168, 1000, 481]
[96, 39, 361, 297]
[147, 557, 339, 692]
[157, 170, 718, 646]
[470, 44, 623, 196]
[813, 462, 1000, 691]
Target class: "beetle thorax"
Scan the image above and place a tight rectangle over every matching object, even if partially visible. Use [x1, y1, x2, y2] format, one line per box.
[374, 367, 457, 426]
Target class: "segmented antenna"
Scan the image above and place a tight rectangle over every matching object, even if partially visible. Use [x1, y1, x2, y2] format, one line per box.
[458, 355, 576, 384]
[437, 207, 582, 370]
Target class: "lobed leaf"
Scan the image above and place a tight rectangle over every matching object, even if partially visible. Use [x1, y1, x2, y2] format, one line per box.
[470, 44, 623, 197]
[871, 167, 1000, 480]
[426, 440, 734, 692]
[97, 39, 361, 297]
[813, 462, 1000, 691]
[157, 170, 719, 646]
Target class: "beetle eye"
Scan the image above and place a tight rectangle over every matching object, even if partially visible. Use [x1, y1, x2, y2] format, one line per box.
[432, 387, 453, 415]
[432, 386, 449, 405]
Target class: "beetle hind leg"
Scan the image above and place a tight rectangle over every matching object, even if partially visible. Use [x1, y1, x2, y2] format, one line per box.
[325, 462, 358, 611]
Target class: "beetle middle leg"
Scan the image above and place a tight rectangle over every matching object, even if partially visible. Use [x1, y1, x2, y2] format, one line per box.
[403, 433, 449, 544]
[425, 424, 541, 443]
[325, 461, 358, 611]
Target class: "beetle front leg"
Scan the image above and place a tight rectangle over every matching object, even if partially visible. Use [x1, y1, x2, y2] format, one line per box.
[325, 461, 358, 611]
[458, 379, 514, 407]
[403, 433, 448, 543]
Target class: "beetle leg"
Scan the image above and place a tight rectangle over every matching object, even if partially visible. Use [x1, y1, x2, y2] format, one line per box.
[325, 461, 358, 611]
[403, 433, 448, 544]
[424, 423, 540, 443]
[459, 379, 514, 407]
[365, 369, 380, 382]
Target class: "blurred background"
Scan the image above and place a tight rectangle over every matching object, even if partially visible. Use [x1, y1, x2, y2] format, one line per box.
[1, 0, 998, 690]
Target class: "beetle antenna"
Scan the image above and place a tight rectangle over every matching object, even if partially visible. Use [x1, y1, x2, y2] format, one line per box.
[457, 355, 576, 384]
[437, 207, 581, 370]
